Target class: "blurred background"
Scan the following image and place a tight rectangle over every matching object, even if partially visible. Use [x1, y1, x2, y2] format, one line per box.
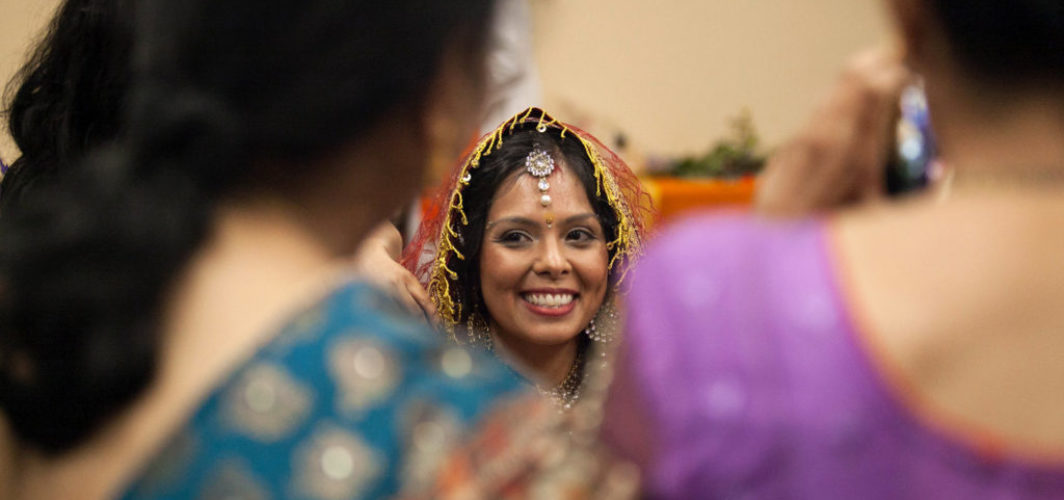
[1, 0, 889, 217]
[529, 0, 887, 155]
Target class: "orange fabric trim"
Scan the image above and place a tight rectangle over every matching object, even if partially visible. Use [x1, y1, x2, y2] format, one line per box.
[822, 215, 1064, 467]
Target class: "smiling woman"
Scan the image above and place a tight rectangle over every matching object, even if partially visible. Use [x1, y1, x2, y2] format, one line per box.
[403, 107, 653, 408]
[481, 166, 610, 341]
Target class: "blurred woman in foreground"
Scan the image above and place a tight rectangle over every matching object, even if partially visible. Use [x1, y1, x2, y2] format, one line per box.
[606, 0, 1064, 497]
[0, 1, 554, 498]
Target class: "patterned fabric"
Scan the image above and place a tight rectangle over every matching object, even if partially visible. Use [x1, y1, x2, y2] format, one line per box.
[404, 345, 641, 500]
[607, 213, 1064, 499]
[119, 280, 528, 500]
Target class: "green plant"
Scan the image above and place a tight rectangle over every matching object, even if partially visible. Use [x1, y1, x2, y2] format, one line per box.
[667, 110, 766, 179]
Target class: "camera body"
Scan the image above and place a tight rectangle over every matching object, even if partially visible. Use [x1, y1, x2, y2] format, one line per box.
[886, 85, 936, 196]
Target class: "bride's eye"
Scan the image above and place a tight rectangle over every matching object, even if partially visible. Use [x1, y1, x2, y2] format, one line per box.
[566, 228, 597, 243]
[496, 230, 532, 245]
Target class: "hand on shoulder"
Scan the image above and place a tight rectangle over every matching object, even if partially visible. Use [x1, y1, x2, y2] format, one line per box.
[351, 223, 437, 324]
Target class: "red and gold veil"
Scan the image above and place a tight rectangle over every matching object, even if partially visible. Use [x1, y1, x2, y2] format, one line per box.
[401, 107, 654, 334]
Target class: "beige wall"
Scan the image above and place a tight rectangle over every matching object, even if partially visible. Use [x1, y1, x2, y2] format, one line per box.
[0, 0, 63, 163]
[531, 0, 891, 157]
[0, 0, 890, 165]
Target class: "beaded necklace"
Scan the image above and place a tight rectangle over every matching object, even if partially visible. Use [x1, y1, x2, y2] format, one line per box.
[538, 345, 586, 410]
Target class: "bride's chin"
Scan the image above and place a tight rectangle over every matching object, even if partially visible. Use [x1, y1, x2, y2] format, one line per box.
[501, 327, 581, 347]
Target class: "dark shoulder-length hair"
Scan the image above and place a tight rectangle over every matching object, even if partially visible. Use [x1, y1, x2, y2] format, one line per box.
[1, 0, 134, 213]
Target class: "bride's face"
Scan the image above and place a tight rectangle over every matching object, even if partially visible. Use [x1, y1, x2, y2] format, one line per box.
[479, 159, 609, 347]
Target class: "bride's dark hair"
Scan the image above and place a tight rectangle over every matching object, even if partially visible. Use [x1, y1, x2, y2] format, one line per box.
[0, 0, 495, 454]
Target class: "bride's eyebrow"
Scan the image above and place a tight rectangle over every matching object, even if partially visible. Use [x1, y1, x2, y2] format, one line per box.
[485, 216, 538, 231]
[561, 213, 597, 225]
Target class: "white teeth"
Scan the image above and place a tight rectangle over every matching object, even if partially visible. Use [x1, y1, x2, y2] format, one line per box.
[524, 293, 574, 307]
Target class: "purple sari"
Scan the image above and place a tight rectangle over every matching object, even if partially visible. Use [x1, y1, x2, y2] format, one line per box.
[604, 213, 1064, 499]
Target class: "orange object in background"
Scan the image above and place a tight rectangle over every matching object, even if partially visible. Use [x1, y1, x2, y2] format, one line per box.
[641, 176, 757, 222]
[412, 176, 758, 240]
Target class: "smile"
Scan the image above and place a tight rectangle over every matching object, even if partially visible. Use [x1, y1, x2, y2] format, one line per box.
[520, 290, 578, 317]
[522, 293, 574, 307]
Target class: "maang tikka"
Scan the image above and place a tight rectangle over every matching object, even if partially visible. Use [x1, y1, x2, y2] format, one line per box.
[526, 143, 556, 227]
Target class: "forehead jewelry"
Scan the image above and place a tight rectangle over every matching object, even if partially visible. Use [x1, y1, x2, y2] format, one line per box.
[526, 145, 555, 205]
[525, 144, 556, 227]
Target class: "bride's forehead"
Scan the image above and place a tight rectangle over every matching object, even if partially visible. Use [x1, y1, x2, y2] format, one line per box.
[490, 168, 591, 211]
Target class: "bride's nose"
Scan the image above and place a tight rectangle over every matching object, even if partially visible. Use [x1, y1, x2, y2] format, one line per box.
[532, 238, 571, 278]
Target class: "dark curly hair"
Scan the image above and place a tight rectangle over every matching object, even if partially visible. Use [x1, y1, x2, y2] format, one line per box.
[1, 0, 134, 214]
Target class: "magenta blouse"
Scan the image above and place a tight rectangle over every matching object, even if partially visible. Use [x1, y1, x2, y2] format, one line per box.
[605, 213, 1064, 499]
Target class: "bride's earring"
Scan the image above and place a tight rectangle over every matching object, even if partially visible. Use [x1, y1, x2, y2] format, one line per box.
[585, 316, 612, 343]
[465, 302, 494, 351]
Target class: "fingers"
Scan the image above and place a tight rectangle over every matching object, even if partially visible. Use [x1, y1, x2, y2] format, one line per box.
[349, 240, 431, 321]
[380, 264, 436, 327]
[404, 275, 438, 325]
[391, 274, 424, 317]
[362, 222, 403, 260]
[835, 48, 911, 201]
[756, 45, 914, 217]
